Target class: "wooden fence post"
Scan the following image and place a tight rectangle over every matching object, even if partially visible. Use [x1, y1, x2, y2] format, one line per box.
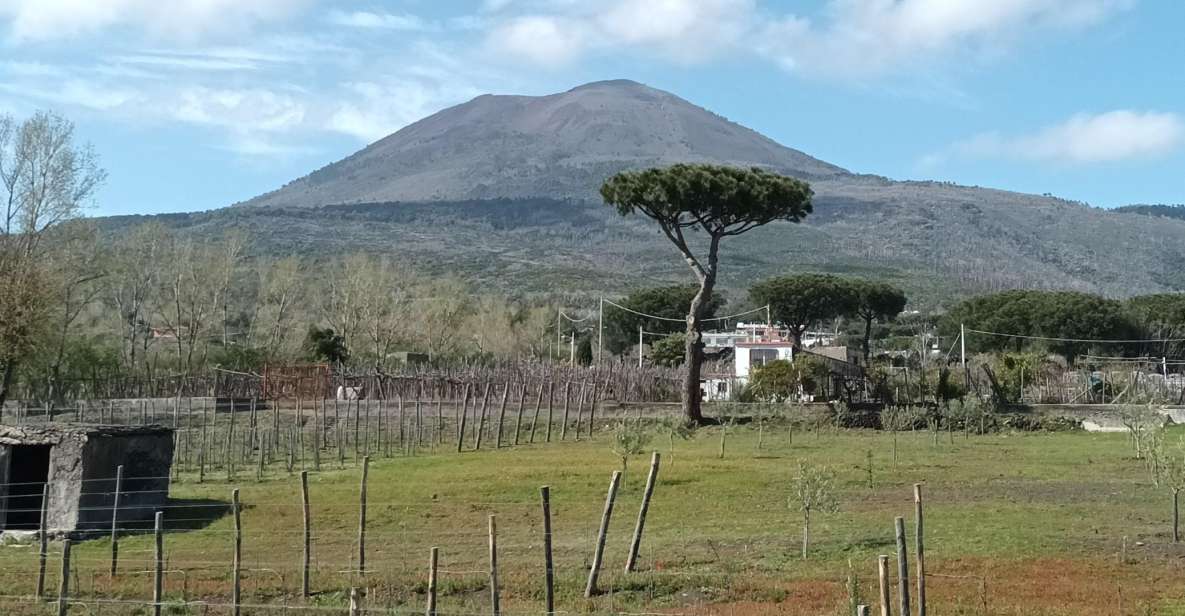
[426, 547, 439, 616]
[858, 605, 870, 616]
[878, 554, 891, 616]
[585, 470, 622, 597]
[56, 539, 71, 616]
[625, 452, 661, 573]
[110, 464, 123, 577]
[301, 470, 311, 597]
[545, 381, 554, 443]
[475, 382, 492, 450]
[495, 383, 510, 449]
[915, 484, 926, 616]
[349, 587, 360, 616]
[232, 488, 242, 616]
[514, 382, 527, 446]
[489, 515, 500, 616]
[895, 516, 911, 616]
[540, 486, 555, 615]
[36, 484, 49, 596]
[358, 456, 369, 576]
[560, 382, 571, 441]
[457, 384, 471, 453]
[153, 511, 164, 616]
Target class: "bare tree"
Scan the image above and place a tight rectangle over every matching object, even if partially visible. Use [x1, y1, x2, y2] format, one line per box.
[106, 222, 168, 374]
[0, 111, 104, 408]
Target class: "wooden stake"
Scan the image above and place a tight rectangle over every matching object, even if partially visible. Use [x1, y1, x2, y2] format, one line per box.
[475, 382, 492, 450]
[514, 382, 527, 446]
[585, 470, 622, 597]
[358, 456, 370, 576]
[110, 464, 123, 578]
[495, 383, 509, 449]
[878, 555, 891, 616]
[56, 539, 71, 616]
[625, 452, 661, 573]
[858, 605, 871, 616]
[301, 470, 311, 597]
[541, 486, 555, 615]
[457, 384, 471, 453]
[489, 515, 500, 616]
[529, 382, 544, 444]
[36, 484, 48, 597]
[153, 511, 164, 616]
[349, 587, 360, 616]
[546, 381, 554, 443]
[915, 484, 926, 616]
[232, 489, 242, 616]
[426, 547, 439, 616]
[895, 516, 911, 616]
[560, 382, 571, 441]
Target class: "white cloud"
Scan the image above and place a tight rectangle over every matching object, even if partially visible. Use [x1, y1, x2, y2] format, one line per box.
[171, 87, 306, 132]
[935, 110, 1185, 165]
[486, 0, 753, 67]
[758, 0, 1133, 79]
[327, 80, 484, 142]
[487, 16, 588, 68]
[0, 0, 308, 43]
[326, 10, 435, 32]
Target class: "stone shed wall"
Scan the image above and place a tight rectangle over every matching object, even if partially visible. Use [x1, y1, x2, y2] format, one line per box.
[77, 431, 174, 531]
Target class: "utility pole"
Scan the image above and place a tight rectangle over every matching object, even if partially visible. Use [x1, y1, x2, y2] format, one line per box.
[638, 325, 643, 369]
[556, 310, 562, 361]
[960, 323, 967, 385]
[569, 333, 575, 366]
[597, 297, 604, 364]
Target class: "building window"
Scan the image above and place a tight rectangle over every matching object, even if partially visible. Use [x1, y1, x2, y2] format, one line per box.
[751, 348, 778, 368]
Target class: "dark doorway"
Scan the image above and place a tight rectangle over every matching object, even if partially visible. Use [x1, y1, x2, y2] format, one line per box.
[3, 445, 52, 530]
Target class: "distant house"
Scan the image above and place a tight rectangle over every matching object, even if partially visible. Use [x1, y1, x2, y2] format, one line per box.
[703, 341, 862, 402]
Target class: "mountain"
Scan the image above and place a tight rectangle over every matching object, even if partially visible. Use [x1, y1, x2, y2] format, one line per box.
[107, 80, 1185, 305]
[240, 80, 846, 208]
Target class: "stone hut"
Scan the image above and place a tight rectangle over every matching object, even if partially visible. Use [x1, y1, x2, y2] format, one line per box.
[0, 425, 174, 533]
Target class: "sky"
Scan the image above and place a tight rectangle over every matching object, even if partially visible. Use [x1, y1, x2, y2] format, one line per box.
[0, 0, 1181, 217]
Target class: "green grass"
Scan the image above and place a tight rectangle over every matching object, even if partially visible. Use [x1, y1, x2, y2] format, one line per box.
[4, 421, 1185, 615]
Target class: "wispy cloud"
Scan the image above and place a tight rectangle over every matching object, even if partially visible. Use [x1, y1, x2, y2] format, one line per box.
[326, 9, 437, 32]
[924, 110, 1185, 167]
[0, 0, 309, 43]
[485, 0, 754, 67]
[757, 0, 1133, 79]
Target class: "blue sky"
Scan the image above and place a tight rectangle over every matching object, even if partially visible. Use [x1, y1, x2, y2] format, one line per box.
[0, 0, 1181, 217]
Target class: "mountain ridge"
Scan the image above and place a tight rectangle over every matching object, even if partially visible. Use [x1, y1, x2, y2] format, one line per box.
[110, 79, 1185, 304]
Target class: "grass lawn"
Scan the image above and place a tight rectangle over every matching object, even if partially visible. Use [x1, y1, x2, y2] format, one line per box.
[3, 419, 1185, 615]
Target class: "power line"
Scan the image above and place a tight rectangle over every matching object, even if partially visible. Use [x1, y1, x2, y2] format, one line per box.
[601, 299, 768, 324]
[965, 328, 1185, 344]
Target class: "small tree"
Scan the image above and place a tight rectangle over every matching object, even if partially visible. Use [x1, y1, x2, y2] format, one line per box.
[791, 460, 839, 559]
[1119, 404, 1160, 460]
[658, 417, 696, 469]
[610, 420, 652, 476]
[602, 164, 813, 424]
[1152, 432, 1185, 542]
[304, 325, 349, 365]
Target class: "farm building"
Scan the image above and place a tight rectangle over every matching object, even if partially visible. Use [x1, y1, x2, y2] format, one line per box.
[0, 424, 173, 534]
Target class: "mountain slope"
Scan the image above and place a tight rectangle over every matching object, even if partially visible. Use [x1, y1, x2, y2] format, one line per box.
[239, 79, 846, 208]
[113, 79, 1185, 305]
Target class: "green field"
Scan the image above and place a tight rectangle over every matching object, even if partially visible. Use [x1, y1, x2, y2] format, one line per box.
[2, 418, 1184, 615]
